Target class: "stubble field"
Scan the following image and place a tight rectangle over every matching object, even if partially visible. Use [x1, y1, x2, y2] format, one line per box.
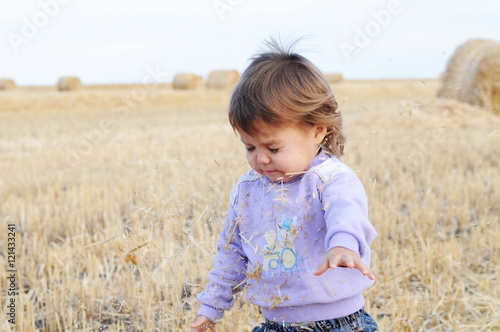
[0, 79, 499, 331]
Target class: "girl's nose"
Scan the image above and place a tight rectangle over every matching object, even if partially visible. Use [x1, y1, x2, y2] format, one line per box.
[257, 151, 270, 164]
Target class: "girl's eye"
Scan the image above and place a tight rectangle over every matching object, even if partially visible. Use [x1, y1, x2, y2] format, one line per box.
[269, 148, 279, 153]
[246, 147, 255, 152]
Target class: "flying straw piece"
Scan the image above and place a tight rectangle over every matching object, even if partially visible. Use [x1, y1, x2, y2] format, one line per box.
[225, 219, 240, 251]
[125, 242, 149, 265]
[322, 276, 335, 298]
[83, 232, 120, 249]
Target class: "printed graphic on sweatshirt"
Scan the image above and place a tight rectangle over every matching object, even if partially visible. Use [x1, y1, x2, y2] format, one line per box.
[262, 216, 313, 278]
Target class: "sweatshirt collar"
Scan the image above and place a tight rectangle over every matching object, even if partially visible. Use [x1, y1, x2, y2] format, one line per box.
[308, 149, 330, 170]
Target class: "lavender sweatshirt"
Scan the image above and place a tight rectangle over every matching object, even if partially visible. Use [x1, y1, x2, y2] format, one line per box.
[197, 150, 377, 323]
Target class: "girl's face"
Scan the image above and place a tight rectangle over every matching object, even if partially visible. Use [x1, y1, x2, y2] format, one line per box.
[237, 120, 326, 182]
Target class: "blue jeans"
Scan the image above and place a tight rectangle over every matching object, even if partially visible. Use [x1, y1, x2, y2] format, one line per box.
[252, 308, 378, 332]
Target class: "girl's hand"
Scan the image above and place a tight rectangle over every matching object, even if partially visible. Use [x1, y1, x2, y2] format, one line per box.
[313, 247, 375, 280]
[189, 315, 216, 332]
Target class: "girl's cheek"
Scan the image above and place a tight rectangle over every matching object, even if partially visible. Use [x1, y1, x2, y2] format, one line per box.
[246, 155, 255, 169]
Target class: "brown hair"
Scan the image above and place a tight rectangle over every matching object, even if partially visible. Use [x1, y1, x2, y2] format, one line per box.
[228, 38, 345, 157]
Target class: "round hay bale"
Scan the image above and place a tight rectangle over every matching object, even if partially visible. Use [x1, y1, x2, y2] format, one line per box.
[324, 73, 344, 84]
[206, 70, 240, 90]
[438, 39, 500, 113]
[0, 79, 16, 90]
[173, 73, 204, 90]
[57, 76, 82, 91]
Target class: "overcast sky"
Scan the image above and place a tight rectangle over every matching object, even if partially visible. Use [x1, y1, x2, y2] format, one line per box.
[1, 0, 499, 85]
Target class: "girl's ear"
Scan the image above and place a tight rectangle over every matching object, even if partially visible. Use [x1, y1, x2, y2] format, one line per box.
[313, 125, 327, 142]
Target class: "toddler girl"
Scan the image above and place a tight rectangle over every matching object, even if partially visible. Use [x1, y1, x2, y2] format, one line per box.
[190, 39, 378, 332]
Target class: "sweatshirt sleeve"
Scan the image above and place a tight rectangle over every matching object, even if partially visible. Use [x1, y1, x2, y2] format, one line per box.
[196, 201, 248, 322]
[321, 170, 377, 258]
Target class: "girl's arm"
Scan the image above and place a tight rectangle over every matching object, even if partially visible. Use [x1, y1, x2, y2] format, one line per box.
[318, 169, 377, 276]
[195, 205, 248, 323]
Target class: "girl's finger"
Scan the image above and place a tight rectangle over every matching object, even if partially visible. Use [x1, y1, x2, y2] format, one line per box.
[353, 259, 375, 280]
[328, 256, 342, 269]
[313, 256, 329, 276]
